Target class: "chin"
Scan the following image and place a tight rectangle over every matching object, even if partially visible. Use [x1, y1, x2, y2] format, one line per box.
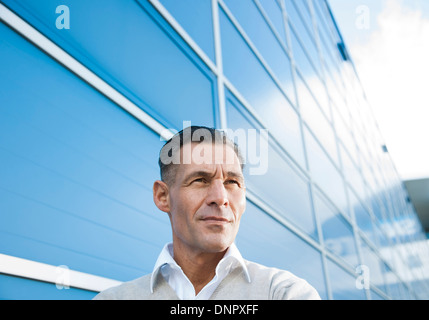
[200, 236, 233, 253]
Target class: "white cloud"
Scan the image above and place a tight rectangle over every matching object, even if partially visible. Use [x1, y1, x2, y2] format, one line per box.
[350, 0, 429, 180]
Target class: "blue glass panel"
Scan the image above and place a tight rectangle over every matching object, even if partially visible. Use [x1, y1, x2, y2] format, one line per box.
[349, 190, 376, 244]
[220, 7, 305, 166]
[385, 273, 403, 300]
[223, 0, 295, 104]
[340, 145, 366, 201]
[289, 27, 314, 78]
[359, 239, 388, 295]
[326, 258, 367, 300]
[159, 0, 215, 62]
[374, 222, 390, 249]
[236, 201, 327, 299]
[226, 91, 316, 239]
[313, 0, 334, 39]
[370, 290, 385, 300]
[290, 32, 330, 120]
[316, 10, 348, 114]
[304, 128, 347, 213]
[296, 74, 337, 163]
[371, 195, 385, 224]
[284, 0, 321, 76]
[313, 192, 359, 268]
[324, 66, 346, 114]
[3, 0, 215, 130]
[258, 0, 288, 48]
[291, 0, 314, 35]
[0, 274, 97, 300]
[400, 283, 413, 300]
[1, 0, 425, 301]
[333, 108, 357, 161]
[0, 22, 171, 282]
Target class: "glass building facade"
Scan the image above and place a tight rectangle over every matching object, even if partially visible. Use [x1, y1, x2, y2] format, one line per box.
[1, 0, 428, 300]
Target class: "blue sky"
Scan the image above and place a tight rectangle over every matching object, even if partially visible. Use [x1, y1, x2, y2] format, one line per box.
[328, 0, 429, 181]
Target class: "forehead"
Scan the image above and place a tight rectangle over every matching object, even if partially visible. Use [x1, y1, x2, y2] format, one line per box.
[179, 142, 242, 174]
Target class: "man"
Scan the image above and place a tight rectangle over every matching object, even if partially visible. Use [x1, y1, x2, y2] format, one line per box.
[94, 126, 320, 300]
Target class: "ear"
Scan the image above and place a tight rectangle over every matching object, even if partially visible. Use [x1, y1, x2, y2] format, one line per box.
[153, 180, 170, 214]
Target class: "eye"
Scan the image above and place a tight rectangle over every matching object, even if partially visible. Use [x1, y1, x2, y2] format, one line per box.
[193, 178, 207, 184]
[225, 179, 240, 186]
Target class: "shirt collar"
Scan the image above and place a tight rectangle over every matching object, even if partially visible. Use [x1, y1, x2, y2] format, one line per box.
[150, 242, 251, 293]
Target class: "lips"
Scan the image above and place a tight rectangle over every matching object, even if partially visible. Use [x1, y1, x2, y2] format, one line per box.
[201, 216, 231, 223]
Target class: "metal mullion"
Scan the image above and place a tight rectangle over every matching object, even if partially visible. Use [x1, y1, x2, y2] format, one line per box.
[306, 0, 334, 122]
[359, 228, 415, 298]
[287, 20, 324, 83]
[277, 0, 310, 179]
[388, 247, 417, 298]
[150, 1, 330, 267]
[218, 0, 295, 109]
[298, 0, 336, 130]
[323, 247, 376, 300]
[148, 0, 218, 77]
[312, 0, 342, 53]
[0, 253, 122, 293]
[322, 61, 349, 112]
[223, 77, 310, 181]
[320, 1, 426, 299]
[0, 3, 172, 140]
[278, 0, 334, 300]
[277, 0, 309, 176]
[252, 0, 293, 61]
[211, 0, 227, 129]
[301, 120, 346, 190]
[352, 224, 373, 299]
[224, 92, 324, 258]
[315, 16, 349, 100]
[316, 0, 341, 45]
[325, 247, 393, 301]
[294, 66, 332, 125]
[369, 282, 392, 300]
[309, 1, 362, 295]
[290, 0, 320, 49]
[321, 60, 371, 302]
[217, 0, 313, 188]
[288, 8, 335, 126]
[310, 178, 351, 225]
[324, 247, 361, 278]
[306, 0, 371, 299]
[245, 189, 322, 252]
[358, 228, 385, 259]
[332, 66, 375, 301]
[346, 179, 379, 228]
[405, 245, 429, 300]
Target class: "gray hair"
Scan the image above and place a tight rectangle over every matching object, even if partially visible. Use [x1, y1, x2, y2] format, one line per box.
[158, 126, 244, 184]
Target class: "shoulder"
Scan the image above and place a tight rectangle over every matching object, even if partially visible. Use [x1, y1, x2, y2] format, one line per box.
[244, 260, 321, 300]
[92, 274, 152, 300]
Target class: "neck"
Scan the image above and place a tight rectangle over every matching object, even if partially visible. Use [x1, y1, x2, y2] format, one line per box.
[172, 242, 228, 295]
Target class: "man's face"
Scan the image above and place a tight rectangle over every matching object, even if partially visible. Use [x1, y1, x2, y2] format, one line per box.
[167, 142, 246, 254]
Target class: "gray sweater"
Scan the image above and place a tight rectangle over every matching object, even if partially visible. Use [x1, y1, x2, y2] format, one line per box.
[93, 260, 321, 300]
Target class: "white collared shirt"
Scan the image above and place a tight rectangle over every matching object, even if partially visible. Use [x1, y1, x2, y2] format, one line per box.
[150, 242, 251, 300]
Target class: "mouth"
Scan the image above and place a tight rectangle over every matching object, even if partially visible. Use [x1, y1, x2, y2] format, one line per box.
[201, 216, 231, 224]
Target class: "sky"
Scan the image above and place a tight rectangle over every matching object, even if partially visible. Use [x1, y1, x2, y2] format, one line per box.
[328, 0, 429, 181]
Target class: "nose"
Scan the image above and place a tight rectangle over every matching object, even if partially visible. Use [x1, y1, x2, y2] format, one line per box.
[206, 179, 229, 208]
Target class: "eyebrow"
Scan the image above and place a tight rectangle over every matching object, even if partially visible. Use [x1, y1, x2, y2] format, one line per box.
[184, 170, 244, 183]
[225, 171, 245, 183]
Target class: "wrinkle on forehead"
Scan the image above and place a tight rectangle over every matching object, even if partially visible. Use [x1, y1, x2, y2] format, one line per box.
[165, 142, 243, 186]
[175, 143, 243, 183]
[181, 142, 241, 167]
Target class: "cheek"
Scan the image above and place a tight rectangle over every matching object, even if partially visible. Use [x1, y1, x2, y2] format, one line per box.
[231, 191, 246, 219]
[170, 189, 204, 221]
